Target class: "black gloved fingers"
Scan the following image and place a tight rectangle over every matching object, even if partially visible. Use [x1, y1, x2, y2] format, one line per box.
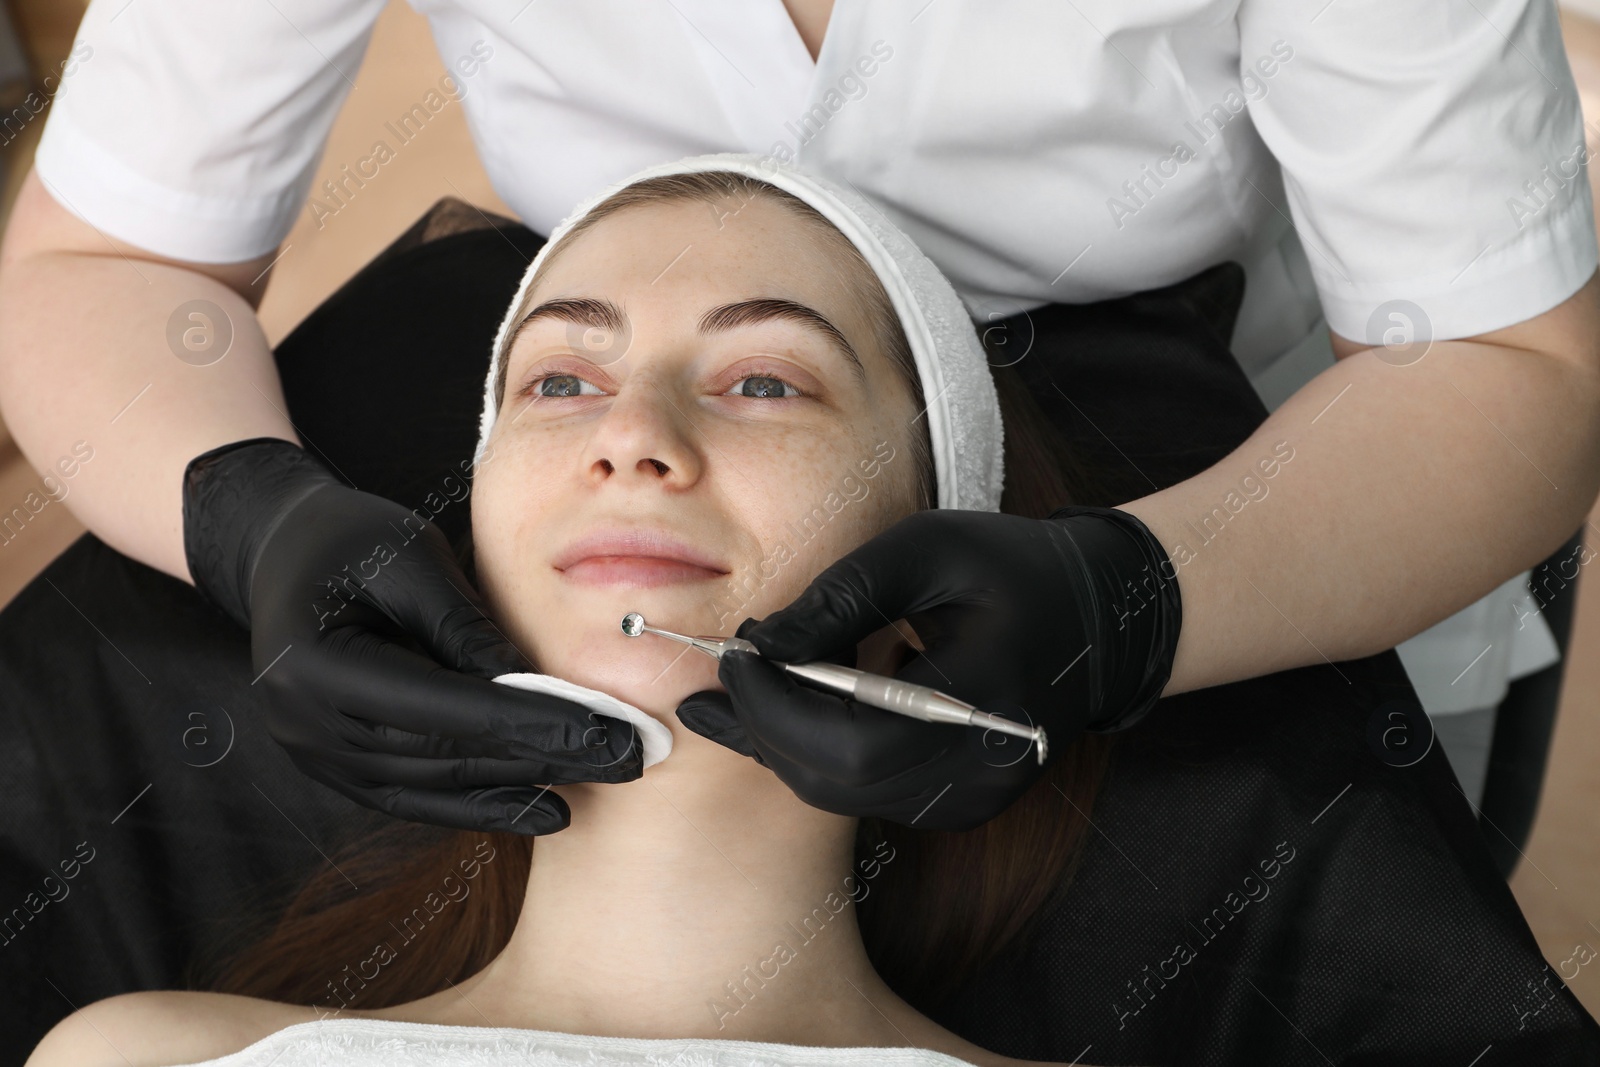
[276, 629, 642, 780]
[332, 693, 644, 780]
[723, 707, 966, 826]
[718, 651, 951, 789]
[336, 717, 554, 762]
[306, 739, 642, 790]
[674, 690, 764, 763]
[370, 520, 538, 681]
[742, 511, 1004, 668]
[739, 510, 971, 663]
[733, 616, 862, 669]
[735, 737, 873, 818]
[677, 682, 881, 816]
[305, 763, 572, 836]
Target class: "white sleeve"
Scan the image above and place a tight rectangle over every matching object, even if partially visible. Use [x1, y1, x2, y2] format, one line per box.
[1239, 0, 1599, 343]
[34, 0, 387, 263]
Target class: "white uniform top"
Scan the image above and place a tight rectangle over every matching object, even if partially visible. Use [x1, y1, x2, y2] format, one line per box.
[35, 0, 1599, 382]
[35, 0, 1593, 710]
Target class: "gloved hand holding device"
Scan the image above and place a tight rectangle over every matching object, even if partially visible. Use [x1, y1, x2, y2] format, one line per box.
[182, 436, 642, 836]
[676, 505, 1181, 831]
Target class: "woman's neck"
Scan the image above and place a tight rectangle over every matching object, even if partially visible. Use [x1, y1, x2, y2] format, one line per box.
[420, 723, 921, 1046]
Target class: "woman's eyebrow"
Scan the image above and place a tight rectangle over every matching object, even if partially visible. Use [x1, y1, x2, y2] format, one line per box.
[509, 296, 626, 349]
[508, 294, 867, 383]
[500, 296, 627, 407]
[698, 298, 866, 383]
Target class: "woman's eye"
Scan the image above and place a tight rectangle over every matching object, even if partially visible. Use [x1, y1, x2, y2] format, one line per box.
[534, 374, 602, 398]
[725, 375, 799, 399]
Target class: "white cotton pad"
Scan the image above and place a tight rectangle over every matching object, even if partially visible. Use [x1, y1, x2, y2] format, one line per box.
[493, 672, 674, 769]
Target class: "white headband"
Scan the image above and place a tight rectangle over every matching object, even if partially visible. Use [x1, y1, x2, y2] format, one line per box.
[473, 152, 1004, 512]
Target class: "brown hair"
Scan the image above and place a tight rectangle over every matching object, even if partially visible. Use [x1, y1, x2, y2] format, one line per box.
[201, 176, 1118, 1018]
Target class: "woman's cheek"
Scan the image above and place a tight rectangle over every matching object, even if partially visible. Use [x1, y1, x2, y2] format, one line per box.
[469, 510, 521, 640]
[469, 464, 550, 644]
[725, 438, 907, 620]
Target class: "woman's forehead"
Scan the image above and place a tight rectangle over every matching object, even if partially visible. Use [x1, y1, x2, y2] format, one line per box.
[547, 196, 843, 279]
[525, 195, 885, 352]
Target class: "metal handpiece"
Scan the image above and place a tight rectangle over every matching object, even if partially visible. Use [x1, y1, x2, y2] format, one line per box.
[620, 613, 1047, 765]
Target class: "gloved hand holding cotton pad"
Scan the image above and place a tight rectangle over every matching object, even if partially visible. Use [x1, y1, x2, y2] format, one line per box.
[490, 670, 674, 769]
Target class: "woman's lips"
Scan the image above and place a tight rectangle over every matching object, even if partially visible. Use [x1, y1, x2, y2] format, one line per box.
[558, 556, 727, 587]
[552, 528, 730, 588]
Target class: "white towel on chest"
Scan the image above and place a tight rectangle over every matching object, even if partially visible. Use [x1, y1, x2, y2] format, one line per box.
[164, 1017, 986, 1066]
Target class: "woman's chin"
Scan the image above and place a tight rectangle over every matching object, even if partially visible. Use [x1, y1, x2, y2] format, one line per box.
[521, 587, 741, 708]
[539, 640, 724, 719]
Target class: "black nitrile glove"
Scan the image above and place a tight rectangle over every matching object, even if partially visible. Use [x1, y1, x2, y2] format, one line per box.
[183, 437, 641, 835]
[675, 506, 1180, 831]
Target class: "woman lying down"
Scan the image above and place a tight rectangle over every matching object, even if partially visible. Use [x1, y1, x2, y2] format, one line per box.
[28, 155, 1127, 1067]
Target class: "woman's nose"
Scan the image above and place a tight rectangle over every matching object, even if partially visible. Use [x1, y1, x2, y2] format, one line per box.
[582, 383, 706, 489]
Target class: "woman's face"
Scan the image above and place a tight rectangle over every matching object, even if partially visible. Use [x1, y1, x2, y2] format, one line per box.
[472, 193, 924, 722]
